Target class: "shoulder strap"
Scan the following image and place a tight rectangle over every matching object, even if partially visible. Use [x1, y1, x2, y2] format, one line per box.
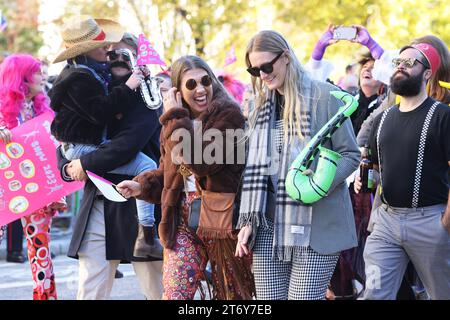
[376, 106, 394, 201]
[377, 101, 439, 208]
[411, 101, 439, 208]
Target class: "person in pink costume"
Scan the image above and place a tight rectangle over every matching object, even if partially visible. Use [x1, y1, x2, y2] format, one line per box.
[0, 54, 66, 300]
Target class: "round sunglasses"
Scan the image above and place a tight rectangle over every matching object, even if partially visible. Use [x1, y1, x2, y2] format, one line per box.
[185, 75, 212, 91]
[247, 52, 284, 77]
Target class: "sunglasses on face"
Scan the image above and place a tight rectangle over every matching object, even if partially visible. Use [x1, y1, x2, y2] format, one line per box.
[392, 57, 429, 69]
[185, 75, 212, 91]
[247, 52, 284, 77]
[106, 50, 135, 62]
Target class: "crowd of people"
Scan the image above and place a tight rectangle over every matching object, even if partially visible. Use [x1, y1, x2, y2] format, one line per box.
[0, 16, 448, 300]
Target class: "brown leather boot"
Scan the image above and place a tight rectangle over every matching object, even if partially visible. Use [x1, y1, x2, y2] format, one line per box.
[133, 224, 163, 259]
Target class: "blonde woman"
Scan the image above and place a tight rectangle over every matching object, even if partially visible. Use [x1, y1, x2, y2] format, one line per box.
[235, 30, 360, 300]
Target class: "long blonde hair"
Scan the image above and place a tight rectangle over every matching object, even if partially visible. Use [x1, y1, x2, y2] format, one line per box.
[245, 30, 318, 141]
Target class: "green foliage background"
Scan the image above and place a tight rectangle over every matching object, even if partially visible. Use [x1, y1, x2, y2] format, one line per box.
[1, 0, 448, 80]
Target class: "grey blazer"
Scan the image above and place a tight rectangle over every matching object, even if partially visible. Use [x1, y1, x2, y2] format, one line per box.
[308, 81, 360, 254]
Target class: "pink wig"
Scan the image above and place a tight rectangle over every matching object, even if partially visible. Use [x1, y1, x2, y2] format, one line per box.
[0, 54, 52, 129]
[218, 71, 245, 104]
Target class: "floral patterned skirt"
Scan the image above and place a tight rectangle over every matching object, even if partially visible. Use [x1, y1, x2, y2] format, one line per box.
[162, 192, 255, 300]
[162, 192, 208, 300]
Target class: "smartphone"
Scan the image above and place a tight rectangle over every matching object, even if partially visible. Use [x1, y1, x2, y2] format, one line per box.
[333, 27, 357, 40]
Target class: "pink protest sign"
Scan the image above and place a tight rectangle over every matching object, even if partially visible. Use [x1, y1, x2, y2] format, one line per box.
[0, 112, 84, 226]
[137, 34, 167, 66]
[224, 45, 237, 67]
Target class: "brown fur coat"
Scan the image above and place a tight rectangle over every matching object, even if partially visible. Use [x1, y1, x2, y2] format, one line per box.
[134, 97, 245, 249]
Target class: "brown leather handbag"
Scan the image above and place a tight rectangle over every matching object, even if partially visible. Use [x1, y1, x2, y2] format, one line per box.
[197, 190, 236, 238]
[180, 164, 240, 238]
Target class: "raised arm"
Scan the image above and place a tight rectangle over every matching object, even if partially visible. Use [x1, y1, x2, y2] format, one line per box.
[311, 25, 338, 61]
[352, 25, 384, 60]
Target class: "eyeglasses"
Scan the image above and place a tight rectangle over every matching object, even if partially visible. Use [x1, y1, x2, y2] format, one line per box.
[185, 75, 212, 91]
[392, 58, 429, 69]
[106, 50, 134, 62]
[247, 52, 284, 77]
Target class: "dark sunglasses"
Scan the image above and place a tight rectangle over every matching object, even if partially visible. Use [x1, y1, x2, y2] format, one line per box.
[185, 75, 212, 91]
[247, 52, 284, 77]
[106, 50, 131, 62]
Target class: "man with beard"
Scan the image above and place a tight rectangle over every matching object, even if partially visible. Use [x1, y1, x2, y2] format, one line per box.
[59, 31, 164, 299]
[358, 43, 450, 299]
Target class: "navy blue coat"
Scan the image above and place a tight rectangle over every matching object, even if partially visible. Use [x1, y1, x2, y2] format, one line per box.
[59, 74, 162, 262]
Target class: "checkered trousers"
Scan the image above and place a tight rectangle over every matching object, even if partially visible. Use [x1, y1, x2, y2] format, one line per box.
[252, 221, 339, 300]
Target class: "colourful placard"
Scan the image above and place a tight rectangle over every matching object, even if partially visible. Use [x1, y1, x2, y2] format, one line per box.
[224, 45, 237, 67]
[136, 34, 167, 67]
[0, 112, 84, 225]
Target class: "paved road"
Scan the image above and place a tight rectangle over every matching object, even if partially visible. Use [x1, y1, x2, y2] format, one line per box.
[0, 224, 207, 300]
[0, 255, 147, 300]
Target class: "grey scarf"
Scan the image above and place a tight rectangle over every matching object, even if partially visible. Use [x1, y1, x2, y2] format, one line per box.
[238, 89, 317, 262]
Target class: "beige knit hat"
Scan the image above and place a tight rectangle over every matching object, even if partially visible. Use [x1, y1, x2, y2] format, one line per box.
[53, 16, 124, 63]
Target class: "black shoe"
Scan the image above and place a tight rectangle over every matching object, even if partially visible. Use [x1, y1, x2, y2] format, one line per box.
[7, 251, 26, 263]
[115, 270, 123, 279]
[133, 225, 164, 259]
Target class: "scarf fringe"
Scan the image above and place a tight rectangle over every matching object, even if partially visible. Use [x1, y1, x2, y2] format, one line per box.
[273, 245, 310, 262]
[237, 210, 270, 230]
[237, 210, 270, 251]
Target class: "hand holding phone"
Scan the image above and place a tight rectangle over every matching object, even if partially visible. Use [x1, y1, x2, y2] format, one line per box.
[333, 26, 357, 41]
[311, 24, 339, 60]
[352, 25, 384, 59]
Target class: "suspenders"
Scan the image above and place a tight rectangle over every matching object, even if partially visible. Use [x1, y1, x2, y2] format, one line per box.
[376, 101, 439, 208]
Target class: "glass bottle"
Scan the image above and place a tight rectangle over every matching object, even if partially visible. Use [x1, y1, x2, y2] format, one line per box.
[359, 145, 374, 193]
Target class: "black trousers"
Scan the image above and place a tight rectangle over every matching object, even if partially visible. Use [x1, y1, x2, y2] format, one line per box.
[7, 219, 23, 253]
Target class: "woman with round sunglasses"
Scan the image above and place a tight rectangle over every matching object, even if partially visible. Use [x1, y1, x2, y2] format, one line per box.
[235, 30, 360, 300]
[117, 55, 255, 300]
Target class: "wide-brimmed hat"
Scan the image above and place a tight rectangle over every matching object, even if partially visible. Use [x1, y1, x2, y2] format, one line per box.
[53, 16, 124, 63]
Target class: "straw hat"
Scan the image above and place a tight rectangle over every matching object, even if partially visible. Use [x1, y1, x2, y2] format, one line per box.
[53, 16, 124, 63]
